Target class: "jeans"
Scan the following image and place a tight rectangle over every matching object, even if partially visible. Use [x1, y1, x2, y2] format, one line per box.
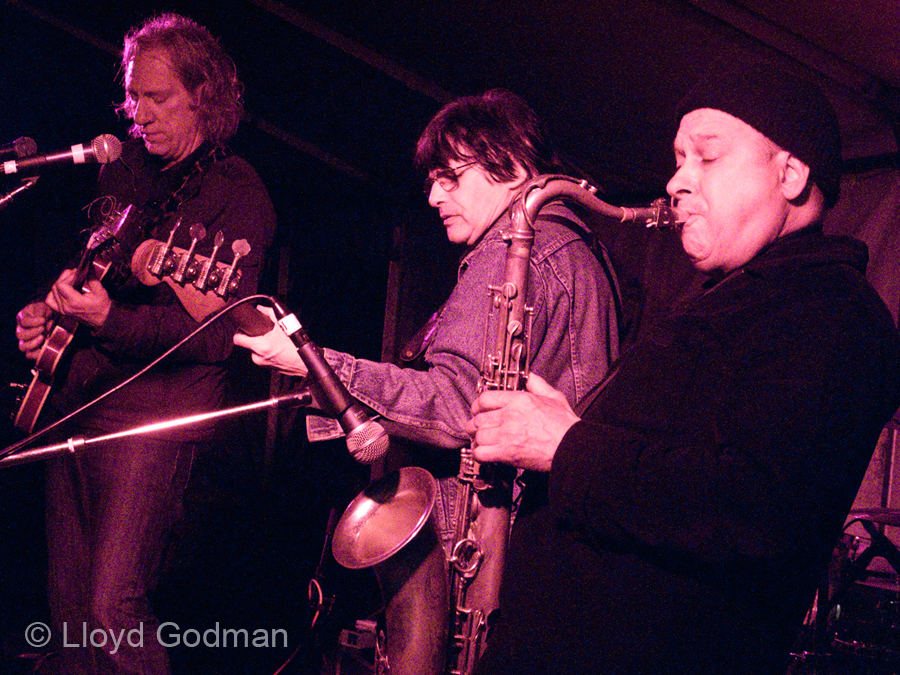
[45, 435, 194, 675]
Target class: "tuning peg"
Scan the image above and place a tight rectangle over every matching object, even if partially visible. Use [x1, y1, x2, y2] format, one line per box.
[172, 223, 206, 284]
[216, 239, 250, 297]
[149, 217, 183, 277]
[194, 230, 225, 292]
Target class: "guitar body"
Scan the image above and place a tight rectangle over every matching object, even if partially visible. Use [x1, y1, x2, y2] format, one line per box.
[14, 373, 53, 435]
[13, 208, 136, 434]
[13, 314, 78, 433]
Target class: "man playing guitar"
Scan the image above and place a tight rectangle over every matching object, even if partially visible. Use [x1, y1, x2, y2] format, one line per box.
[14, 14, 275, 675]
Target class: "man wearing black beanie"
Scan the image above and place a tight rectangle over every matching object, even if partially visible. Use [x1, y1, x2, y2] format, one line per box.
[467, 62, 900, 674]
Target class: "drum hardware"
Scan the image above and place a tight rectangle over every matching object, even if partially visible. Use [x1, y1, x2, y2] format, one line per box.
[801, 511, 900, 673]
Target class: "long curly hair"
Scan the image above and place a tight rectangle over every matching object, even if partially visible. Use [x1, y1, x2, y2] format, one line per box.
[117, 13, 244, 146]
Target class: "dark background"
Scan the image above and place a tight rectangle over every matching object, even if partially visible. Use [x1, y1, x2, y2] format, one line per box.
[0, 1, 898, 673]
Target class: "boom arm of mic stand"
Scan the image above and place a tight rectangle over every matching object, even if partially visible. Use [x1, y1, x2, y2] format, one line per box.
[0, 389, 313, 469]
[0, 176, 39, 213]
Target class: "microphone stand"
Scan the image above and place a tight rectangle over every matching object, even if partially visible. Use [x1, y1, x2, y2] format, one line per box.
[0, 388, 313, 469]
[0, 176, 39, 212]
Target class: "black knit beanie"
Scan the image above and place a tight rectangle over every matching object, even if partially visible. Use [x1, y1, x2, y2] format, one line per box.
[676, 62, 842, 208]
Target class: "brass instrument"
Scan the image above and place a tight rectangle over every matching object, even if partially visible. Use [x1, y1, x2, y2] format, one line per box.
[447, 174, 684, 675]
[330, 174, 685, 675]
[332, 467, 449, 675]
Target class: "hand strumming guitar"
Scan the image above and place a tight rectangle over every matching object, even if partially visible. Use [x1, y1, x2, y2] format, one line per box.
[45, 267, 112, 330]
[15, 268, 112, 361]
[15, 301, 52, 360]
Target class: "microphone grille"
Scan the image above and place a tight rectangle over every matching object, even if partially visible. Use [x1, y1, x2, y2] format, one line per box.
[347, 421, 390, 464]
[92, 134, 123, 164]
[14, 137, 37, 159]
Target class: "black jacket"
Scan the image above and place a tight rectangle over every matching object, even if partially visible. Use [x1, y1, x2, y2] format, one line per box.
[481, 228, 900, 675]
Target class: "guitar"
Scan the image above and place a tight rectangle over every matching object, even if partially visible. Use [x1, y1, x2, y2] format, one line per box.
[14, 204, 142, 433]
[129, 228, 273, 335]
[14, 217, 274, 434]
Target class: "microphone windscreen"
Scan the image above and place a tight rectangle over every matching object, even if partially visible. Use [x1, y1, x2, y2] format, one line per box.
[348, 421, 390, 464]
[14, 137, 37, 158]
[92, 135, 122, 164]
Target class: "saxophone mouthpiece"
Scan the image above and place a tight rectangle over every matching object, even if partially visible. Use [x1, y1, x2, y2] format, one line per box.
[621, 199, 688, 229]
[671, 206, 689, 224]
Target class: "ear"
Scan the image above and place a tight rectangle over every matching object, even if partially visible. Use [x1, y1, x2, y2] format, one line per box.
[510, 161, 531, 187]
[780, 152, 811, 201]
[188, 83, 204, 109]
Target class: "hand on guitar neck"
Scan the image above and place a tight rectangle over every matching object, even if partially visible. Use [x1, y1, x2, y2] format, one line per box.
[46, 267, 113, 330]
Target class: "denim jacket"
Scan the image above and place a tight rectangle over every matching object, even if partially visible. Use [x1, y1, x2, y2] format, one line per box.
[307, 203, 619, 544]
[307, 202, 619, 451]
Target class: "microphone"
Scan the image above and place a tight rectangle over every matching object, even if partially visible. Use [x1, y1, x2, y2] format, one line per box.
[0, 137, 37, 161]
[3, 134, 122, 175]
[270, 300, 390, 464]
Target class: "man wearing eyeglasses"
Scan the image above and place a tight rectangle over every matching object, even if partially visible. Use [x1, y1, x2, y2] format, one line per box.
[234, 89, 619, 667]
[238, 87, 617, 529]
[427, 159, 520, 245]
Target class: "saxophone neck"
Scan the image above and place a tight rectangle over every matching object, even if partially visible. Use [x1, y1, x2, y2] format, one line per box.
[512, 173, 688, 229]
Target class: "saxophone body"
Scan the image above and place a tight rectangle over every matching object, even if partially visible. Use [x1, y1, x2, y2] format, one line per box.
[445, 171, 542, 675]
[330, 175, 685, 675]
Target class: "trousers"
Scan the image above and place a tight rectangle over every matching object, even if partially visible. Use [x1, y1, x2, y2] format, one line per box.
[45, 435, 194, 675]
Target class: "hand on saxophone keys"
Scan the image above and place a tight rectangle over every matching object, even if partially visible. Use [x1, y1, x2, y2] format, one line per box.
[465, 372, 580, 472]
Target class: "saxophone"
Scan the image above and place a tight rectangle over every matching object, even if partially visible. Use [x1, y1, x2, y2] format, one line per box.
[330, 174, 685, 675]
[446, 174, 684, 674]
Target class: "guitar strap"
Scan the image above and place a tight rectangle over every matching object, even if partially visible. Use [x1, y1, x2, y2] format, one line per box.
[145, 143, 230, 239]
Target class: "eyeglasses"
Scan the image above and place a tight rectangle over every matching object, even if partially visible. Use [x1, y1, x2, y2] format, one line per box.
[424, 161, 479, 194]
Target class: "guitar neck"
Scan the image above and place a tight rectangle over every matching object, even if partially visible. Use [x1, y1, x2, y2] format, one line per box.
[229, 303, 274, 337]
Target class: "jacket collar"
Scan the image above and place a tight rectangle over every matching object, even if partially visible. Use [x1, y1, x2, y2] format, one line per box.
[704, 226, 869, 291]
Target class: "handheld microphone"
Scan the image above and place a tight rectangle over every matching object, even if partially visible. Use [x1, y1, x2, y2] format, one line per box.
[3, 134, 122, 175]
[0, 137, 37, 161]
[270, 300, 389, 464]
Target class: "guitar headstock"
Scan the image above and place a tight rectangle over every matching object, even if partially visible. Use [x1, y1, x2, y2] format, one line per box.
[86, 202, 143, 249]
[130, 227, 249, 300]
[74, 203, 146, 290]
[129, 228, 252, 324]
